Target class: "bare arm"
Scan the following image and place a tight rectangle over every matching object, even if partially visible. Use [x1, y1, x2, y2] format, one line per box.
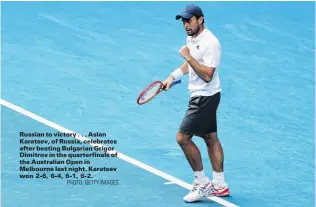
[163, 61, 188, 90]
[166, 61, 189, 81]
[179, 43, 220, 83]
[179, 61, 189, 75]
[186, 56, 215, 83]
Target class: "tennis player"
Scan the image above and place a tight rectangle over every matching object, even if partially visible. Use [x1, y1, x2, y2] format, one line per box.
[163, 4, 230, 203]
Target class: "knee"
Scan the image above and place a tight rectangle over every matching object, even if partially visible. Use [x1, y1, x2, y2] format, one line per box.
[204, 132, 219, 146]
[176, 132, 190, 147]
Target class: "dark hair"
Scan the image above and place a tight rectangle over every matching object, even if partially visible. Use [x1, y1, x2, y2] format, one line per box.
[194, 15, 205, 24]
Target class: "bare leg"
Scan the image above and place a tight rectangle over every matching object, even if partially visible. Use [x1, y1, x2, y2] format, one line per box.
[176, 132, 203, 171]
[203, 132, 224, 172]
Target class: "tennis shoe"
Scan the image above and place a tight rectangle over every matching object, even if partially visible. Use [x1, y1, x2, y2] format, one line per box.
[205, 180, 230, 197]
[183, 180, 212, 203]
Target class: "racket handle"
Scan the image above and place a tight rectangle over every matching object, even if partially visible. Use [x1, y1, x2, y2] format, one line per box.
[170, 79, 181, 87]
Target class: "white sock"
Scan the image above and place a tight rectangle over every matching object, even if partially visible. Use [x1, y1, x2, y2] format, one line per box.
[213, 171, 226, 186]
[194, 170, 209, 184]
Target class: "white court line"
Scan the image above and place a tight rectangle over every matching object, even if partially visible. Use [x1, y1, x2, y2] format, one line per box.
[1, 98, 238, 207]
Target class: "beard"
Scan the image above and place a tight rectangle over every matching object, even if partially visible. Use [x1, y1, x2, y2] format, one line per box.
[186, 26, 201, 37]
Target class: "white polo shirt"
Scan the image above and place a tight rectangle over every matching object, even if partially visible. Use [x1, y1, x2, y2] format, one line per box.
[186, 28, 221, 97]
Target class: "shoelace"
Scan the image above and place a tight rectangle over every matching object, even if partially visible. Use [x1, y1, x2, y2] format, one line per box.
[208, 184, 217, 192]
[191, 183, 199, 192]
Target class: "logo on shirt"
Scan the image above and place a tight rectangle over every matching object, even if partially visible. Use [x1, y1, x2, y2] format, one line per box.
[196, 45, 199, 50]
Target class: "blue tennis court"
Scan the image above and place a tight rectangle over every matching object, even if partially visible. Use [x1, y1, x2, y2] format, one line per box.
[1, 2, 315, 207]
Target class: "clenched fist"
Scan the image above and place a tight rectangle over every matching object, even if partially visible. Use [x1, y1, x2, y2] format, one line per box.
[179, 46, 192, 61]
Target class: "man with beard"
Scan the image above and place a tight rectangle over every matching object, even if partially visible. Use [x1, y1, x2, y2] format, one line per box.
[163, 4, 230, 203]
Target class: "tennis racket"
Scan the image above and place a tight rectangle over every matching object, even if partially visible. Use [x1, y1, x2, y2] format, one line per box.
[137, 79, 181, 105]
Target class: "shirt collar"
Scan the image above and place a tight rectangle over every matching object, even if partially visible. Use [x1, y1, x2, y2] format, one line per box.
[190, 27, 207, 43]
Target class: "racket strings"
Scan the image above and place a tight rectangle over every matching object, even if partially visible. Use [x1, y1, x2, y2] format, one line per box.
[139, 83, 162, 104]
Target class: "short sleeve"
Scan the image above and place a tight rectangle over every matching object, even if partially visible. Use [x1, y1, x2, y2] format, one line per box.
[203, 43, 221, 68]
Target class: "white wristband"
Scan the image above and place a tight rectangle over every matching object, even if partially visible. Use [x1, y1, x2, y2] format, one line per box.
[171, 68, 183, 80]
